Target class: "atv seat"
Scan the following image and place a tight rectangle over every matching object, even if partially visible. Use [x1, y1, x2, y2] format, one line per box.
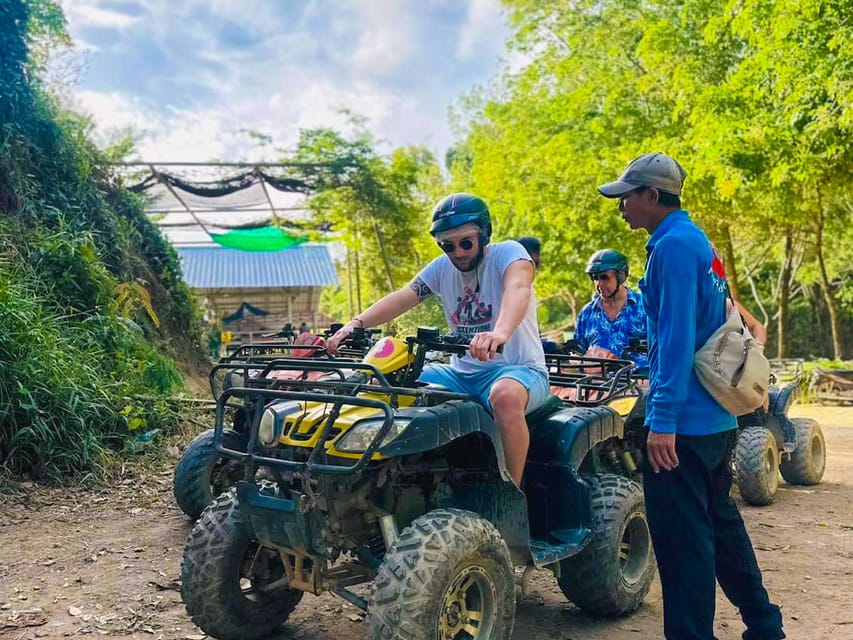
[526, 394, 562, 429]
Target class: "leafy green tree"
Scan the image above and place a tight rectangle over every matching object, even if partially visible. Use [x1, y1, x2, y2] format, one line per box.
[450, 0, 851, 357]
[291, 127, 446, 330]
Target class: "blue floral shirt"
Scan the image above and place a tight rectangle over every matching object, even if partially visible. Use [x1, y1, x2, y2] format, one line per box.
[574, 287, 648, 369]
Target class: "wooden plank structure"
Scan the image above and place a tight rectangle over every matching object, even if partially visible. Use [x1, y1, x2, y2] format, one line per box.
[810, 368, 853, 405]
[175, 245, 340, 346]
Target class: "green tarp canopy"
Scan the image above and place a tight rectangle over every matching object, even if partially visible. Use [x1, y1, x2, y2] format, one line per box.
[209, 226, 309, 252]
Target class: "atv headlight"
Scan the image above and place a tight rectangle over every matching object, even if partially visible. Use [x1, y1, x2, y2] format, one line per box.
[257, 401, 302, 446]
[334, 418, 411, 453]
[222, 369, 244, 391]
[258, 408, 279, 445]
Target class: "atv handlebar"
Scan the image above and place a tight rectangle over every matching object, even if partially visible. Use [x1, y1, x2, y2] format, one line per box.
[406, 327, 504, 356]
[402, 327, 504, 386]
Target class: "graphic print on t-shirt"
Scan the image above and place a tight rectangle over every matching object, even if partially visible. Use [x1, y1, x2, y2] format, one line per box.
[450, 284, 493, 332]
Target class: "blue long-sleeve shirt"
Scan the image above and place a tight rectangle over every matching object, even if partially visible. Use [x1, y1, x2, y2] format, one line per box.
[638, 210, 736, 435]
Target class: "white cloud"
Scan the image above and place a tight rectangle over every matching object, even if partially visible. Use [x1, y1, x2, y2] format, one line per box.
[63, 1, 509, 163]
[73, 90, 233, 161]
[347, 1, 416, 76]
[74, 90, 148, 132]
[63, 1, 142, 29]
[456, 0, 505, 60]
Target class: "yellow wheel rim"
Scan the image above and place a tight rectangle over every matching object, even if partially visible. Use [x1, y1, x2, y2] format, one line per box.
[439, 564, 497, 639]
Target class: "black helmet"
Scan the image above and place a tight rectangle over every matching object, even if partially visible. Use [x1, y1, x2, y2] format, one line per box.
[430, 193, 492, 244]
[586, 249, 629, 284]
[516, 236, 541, 254]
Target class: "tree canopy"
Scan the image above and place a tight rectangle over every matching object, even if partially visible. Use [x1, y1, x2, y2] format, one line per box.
[448, 0, 852, 358]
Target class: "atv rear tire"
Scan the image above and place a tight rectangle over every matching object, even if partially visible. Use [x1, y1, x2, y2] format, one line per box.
[181, 489, 302, 640]
[780, 418, 826, 485]
[366, 508, 515, 640]
[173, 429, 248, 519]
[735, 427, 779, 506]
[557, 474, 654, 616]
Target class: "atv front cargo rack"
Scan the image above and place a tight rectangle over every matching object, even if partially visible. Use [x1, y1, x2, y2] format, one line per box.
[212, 358, 471, 476]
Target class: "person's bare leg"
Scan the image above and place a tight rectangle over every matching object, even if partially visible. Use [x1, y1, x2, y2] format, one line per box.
[489, 378, 530, 486]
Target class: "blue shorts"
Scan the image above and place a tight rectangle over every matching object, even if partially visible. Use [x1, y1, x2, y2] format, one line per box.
[419, 364, 550, 415]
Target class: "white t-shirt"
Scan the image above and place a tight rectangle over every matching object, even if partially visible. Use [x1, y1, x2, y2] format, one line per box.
[417, 240, 547, 374]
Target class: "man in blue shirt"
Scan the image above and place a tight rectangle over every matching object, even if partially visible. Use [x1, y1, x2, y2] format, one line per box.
[599, 153, 783, 640]
[574, 249, 648, 370]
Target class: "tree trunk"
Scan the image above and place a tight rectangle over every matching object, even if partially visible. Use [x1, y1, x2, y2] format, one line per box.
[814, 209, 844, 359]
[776, 229, 793, 359]
[720, 224, 740, 300]
[371, 217, 396, 293]
[346, 247, 354, 318]
[354, 248, 362, 314]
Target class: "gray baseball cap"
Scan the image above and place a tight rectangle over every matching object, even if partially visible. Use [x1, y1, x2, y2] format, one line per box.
[598, 153, 687, 198]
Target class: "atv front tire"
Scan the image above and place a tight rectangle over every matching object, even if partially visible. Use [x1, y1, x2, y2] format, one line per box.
[780, 418, 826, 485]
[173, 428, 247, 519]
[557, 474, 654, 616]
[735, 426, 779, 506]
[181, 489, 303, 640]
[366, 508, 515, 640]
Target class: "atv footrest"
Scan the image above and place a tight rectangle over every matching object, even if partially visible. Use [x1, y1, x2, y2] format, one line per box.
[241, 483, 296, 512]
[323, 562, 375, 589]
[529, 529, 591, 567]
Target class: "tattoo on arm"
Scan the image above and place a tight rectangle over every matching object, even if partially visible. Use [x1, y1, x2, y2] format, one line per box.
[409, 277, 433, 301]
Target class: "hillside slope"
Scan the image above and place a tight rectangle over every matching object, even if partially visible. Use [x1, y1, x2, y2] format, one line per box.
[0, 1, 206, 482]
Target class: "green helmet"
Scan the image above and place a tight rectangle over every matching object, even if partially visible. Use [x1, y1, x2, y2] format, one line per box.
[430, 193, 492, 244]
[586, 249, 629, 284]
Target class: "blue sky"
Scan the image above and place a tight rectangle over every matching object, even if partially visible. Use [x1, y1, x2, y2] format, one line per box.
[61, 0, 514, 162]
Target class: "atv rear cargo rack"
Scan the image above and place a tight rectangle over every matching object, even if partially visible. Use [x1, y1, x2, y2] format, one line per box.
[545, 353, 637, 406]
[209, 327, 378, 398]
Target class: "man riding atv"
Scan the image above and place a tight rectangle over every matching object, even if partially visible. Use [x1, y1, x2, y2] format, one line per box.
[327, 192, 548, 486]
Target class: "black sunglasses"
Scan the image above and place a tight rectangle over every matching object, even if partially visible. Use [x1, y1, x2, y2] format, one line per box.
[590, 272, 613, 282]
[438, 238, 475, 253]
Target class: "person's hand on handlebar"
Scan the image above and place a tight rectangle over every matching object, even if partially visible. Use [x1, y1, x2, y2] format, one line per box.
[326, 318, 362, 355]
[469, 329, 508, 362]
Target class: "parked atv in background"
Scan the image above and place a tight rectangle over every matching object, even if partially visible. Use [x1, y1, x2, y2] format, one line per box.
[180, 328, 655, 640]
[547, 337, 826, 506]
[173, 325, 380, 519]
[734, 372, 826, 506]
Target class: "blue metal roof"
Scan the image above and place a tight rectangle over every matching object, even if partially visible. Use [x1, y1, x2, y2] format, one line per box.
[176, 245, 340, 289]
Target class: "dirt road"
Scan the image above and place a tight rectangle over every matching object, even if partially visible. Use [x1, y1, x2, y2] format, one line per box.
[2, 406, 851, 640]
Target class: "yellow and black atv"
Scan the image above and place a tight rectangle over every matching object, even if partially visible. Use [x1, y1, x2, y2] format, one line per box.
[180, 328, 655, 640]
[173, 326, 380, 519]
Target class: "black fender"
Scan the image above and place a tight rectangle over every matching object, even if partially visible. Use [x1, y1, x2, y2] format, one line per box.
[527, 405, 623, 468]
[379, 399, 505, 462]
[525, 406, 622, 542]
[737, 382, 800, 450]
[768, 381, 801, 416]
